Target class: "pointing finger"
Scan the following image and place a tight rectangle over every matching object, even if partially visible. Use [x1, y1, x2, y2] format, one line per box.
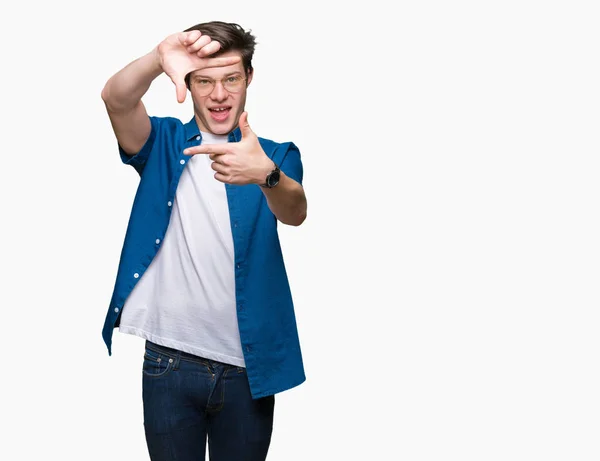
[183, 144, 230, 155]
[201, 55, 241, 68]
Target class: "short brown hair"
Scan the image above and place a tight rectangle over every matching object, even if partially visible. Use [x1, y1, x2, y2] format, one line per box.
[184, 21, 257, 89]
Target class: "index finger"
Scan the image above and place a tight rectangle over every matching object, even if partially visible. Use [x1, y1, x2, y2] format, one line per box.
[201, 55, 241, 69]
[183, 144, 230, 155]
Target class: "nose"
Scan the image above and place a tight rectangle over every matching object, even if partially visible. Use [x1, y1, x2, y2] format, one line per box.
[210, 81, 228, 101]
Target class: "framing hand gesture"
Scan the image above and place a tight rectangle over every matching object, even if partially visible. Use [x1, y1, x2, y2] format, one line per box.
[156, 30, 241, 103]
[184, 112, 274, 185]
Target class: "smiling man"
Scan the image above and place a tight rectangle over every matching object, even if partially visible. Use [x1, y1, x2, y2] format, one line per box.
[100, 21, 307, 461]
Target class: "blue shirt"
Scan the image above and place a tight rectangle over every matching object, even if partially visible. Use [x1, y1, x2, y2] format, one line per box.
[102, 115, 306, 398]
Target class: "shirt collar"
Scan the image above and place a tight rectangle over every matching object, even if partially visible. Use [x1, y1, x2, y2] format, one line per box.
[184, 117, 242, 143]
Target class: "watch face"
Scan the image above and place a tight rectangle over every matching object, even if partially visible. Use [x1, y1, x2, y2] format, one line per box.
[268, 169, 280, 187]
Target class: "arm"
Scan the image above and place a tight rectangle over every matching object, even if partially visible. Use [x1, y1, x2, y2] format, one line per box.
[260, 169, 307, 226]
[182, 112, 308, 226]
[100, 50, 160, 155]
[101, 30, 241, 156]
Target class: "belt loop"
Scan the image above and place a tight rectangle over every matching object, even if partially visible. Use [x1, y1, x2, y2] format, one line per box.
[173, 350, 182, 370]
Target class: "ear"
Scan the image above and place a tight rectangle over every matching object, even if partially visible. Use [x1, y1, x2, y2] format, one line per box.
[246, 68, 254, 87]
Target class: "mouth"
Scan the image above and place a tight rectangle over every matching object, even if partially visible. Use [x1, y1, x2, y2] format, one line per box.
[208, 106, 232, 122]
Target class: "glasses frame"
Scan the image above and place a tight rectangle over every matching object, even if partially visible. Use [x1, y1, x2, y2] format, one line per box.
[192, 75, 248, 96]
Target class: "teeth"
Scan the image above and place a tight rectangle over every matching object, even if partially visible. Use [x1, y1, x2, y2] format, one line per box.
[212, 108, 227, 112]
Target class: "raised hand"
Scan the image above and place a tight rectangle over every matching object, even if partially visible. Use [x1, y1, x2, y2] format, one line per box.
[183, 112, 274, 185]
[155, 30, 241, 103]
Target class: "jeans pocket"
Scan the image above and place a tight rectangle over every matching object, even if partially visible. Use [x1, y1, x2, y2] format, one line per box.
[142, 347, 174, 378]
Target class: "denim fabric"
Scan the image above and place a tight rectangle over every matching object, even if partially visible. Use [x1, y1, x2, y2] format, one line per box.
[142, 341, 275, 461]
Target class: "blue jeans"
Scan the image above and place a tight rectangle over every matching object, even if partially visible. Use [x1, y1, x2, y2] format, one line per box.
[142, 341, 275, 461]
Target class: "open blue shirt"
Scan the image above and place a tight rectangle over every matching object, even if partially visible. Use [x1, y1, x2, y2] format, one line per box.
[102, 116, 306, 398]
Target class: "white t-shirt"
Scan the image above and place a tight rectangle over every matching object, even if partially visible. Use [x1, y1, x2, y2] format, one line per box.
[118, 131, 244, 366]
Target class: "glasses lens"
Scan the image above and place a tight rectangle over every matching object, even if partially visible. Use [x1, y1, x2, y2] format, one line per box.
[224, 76, 244, 93]
[197, 80, 214, 96]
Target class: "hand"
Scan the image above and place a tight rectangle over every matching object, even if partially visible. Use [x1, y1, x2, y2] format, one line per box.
[154, 30, 241, 103]
[183, 112, 273, 185]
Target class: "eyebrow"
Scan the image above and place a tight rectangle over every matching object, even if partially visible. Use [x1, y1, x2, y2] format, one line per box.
[192, 71, 243, 80]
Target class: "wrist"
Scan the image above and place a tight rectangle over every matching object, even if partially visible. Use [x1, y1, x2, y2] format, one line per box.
[148, 47, 165, 75]
[259, 159, 281, 188]
[255, 157, 273, 184]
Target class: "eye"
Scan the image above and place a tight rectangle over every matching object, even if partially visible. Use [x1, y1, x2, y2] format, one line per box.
[227, 76, 241, 83]
[197, 79, 212, 86]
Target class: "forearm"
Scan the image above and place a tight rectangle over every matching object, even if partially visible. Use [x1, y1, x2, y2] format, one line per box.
[101, 48, 163, 112]
[262, 172, 307, 226]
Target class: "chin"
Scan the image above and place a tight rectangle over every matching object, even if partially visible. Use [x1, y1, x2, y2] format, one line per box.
[209, 125, 232, 136]
[208, 121, 235, 136]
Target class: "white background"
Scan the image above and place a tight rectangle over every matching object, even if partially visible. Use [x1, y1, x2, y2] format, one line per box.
[1, 0, 599, 459]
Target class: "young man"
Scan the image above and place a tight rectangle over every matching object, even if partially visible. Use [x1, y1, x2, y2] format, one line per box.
[100, 21, 307, 461]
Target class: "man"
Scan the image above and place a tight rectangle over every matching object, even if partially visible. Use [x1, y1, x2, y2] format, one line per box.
[100, 21, 307, 461]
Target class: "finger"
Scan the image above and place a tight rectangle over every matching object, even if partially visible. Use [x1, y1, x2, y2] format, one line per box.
[178, 30, 201, 46]
[169, 74, 187, 103]
[187, 35, 211, 53]
[238, 111, 254, 139]
[196, 40, 221, 57]
[183, 144, 230, 155]
[210, 161, 227, 174]
[201, 55, 241, 69]
[214, 172, 229, 183]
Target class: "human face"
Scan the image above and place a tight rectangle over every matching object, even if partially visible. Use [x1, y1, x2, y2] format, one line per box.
[189, 51, 253, 135]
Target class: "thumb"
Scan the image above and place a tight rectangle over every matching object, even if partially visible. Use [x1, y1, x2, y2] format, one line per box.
[239, 111, 253, 138]
[170, 75, 187, 103]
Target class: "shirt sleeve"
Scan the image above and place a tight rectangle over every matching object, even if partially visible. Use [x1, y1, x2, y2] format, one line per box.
[118, 116, 160, 176]
[276, 142, 304, 186]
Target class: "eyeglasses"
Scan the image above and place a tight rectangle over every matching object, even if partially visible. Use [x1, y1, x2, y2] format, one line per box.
[192, 75, 247, 96]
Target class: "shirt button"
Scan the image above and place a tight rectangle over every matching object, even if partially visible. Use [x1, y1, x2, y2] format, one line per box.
[180, 159, 185, 165]
[155, 239, 161, 245]
[234, 222, 238, 228]
[237, 264, 241, 269]
[167, 201, 172, 207]
[114, 307, 119, 313]
[196, 135, 201, 141]
[246, 346, 251, 353]
[134, 273, 139, 279]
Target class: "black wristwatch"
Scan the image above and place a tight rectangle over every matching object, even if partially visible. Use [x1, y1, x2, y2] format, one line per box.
[261, 163, 280, 188]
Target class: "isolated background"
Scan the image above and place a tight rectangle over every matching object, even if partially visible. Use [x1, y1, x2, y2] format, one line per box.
[1, 0, 599, 459]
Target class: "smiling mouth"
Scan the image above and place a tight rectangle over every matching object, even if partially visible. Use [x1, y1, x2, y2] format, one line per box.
[209, 106, 232, 122]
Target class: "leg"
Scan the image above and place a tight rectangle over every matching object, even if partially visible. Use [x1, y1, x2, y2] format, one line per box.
[207, 365, 275, 461]
[142, 343, 211, 461]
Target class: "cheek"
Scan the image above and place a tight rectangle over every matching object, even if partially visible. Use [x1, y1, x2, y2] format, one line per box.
[191, 93, 209, 107]
[233, 93, 246, 108]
